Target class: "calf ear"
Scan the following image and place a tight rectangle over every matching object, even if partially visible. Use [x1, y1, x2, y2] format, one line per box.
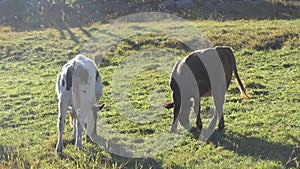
[163, 102, 174, 109]
[92, 103, 105, 112]
[97, 103, 105, 111]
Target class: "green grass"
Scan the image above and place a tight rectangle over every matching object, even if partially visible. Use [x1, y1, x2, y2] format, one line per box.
[0, 19, 299, 168]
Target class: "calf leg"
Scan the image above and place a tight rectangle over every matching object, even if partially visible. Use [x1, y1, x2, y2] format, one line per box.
[75, 119, 83, 149]
[196, 112, 202, 131]
[171, 102, 180, 132]
[199, 90, 225, 141]
[86, 107, 98, 143]
[171, 90, 181, 132]
[218, 114, 225, 131]
[213, 93, 225, 131]
[194, 100, 202, 132]
[70, 107, 76, 142]
[86, 104, 105, 143]
[86, 132, 92, 143]
[178, 100, 192, 130]
[56, 95, 69, 153]
[70, 106, 94, 143]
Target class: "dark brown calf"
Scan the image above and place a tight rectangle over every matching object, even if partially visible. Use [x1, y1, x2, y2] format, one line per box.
[164, 46, 249, 133]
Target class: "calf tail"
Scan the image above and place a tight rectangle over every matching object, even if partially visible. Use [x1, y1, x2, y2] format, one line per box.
[164, 61, 181, 110]
[55, 73, 62, 95]
[231, 51, 250, 98]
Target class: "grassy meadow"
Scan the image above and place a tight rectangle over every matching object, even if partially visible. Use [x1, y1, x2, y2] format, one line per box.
[0, 18, 299, 168]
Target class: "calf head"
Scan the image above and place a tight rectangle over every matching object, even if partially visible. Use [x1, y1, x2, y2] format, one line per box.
[85, 103, 105, 143]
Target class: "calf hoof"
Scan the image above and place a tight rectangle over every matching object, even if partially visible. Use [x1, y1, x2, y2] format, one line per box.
[197, 126, 202, 133]
[190, 127, 200, 135]
[86, 135, 92, 143]
[196, 120, 202, 133]
[56, 148, 62, 154]
[57, 152, 66, 159]
[70, 138, 76, 144]
[217, 126, 225, 132]
[196, 122, 202, 132]
[170, 127, 177, 133]
[75, 145, 83, 151]
[169, 129, 176, 133]
[182, 123, 192, 131]
[56, 144, 63, 154]
[75, 142, 83, 150]
[170, 123, 178, 133]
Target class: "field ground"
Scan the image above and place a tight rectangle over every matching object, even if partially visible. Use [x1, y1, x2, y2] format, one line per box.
[0, 19, 299, 168]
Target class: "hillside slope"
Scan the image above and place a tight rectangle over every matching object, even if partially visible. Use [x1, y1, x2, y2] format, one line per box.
[0, 19, 299, 168]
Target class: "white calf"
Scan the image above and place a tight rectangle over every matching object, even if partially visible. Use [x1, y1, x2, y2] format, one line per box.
[55, 54, 104, 154]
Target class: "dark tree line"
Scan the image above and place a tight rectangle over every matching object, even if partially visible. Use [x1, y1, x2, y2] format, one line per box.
[1, 0, 299, 30]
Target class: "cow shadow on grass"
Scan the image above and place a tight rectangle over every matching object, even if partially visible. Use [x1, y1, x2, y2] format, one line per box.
[59, 136, 163, 168]
[106, 154, 163, 169]
[0, 144, 7, 162]
[190, 128, 299, 168]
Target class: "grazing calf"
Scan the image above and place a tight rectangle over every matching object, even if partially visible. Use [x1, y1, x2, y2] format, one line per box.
[164, 46, 249, 132]
[56, 54, 104, 154]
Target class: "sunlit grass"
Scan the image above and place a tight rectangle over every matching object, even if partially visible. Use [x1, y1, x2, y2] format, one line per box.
[0, 19, 299, 168]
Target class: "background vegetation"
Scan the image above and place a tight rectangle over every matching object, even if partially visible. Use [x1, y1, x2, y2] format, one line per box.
[1, 0, 300, 30]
